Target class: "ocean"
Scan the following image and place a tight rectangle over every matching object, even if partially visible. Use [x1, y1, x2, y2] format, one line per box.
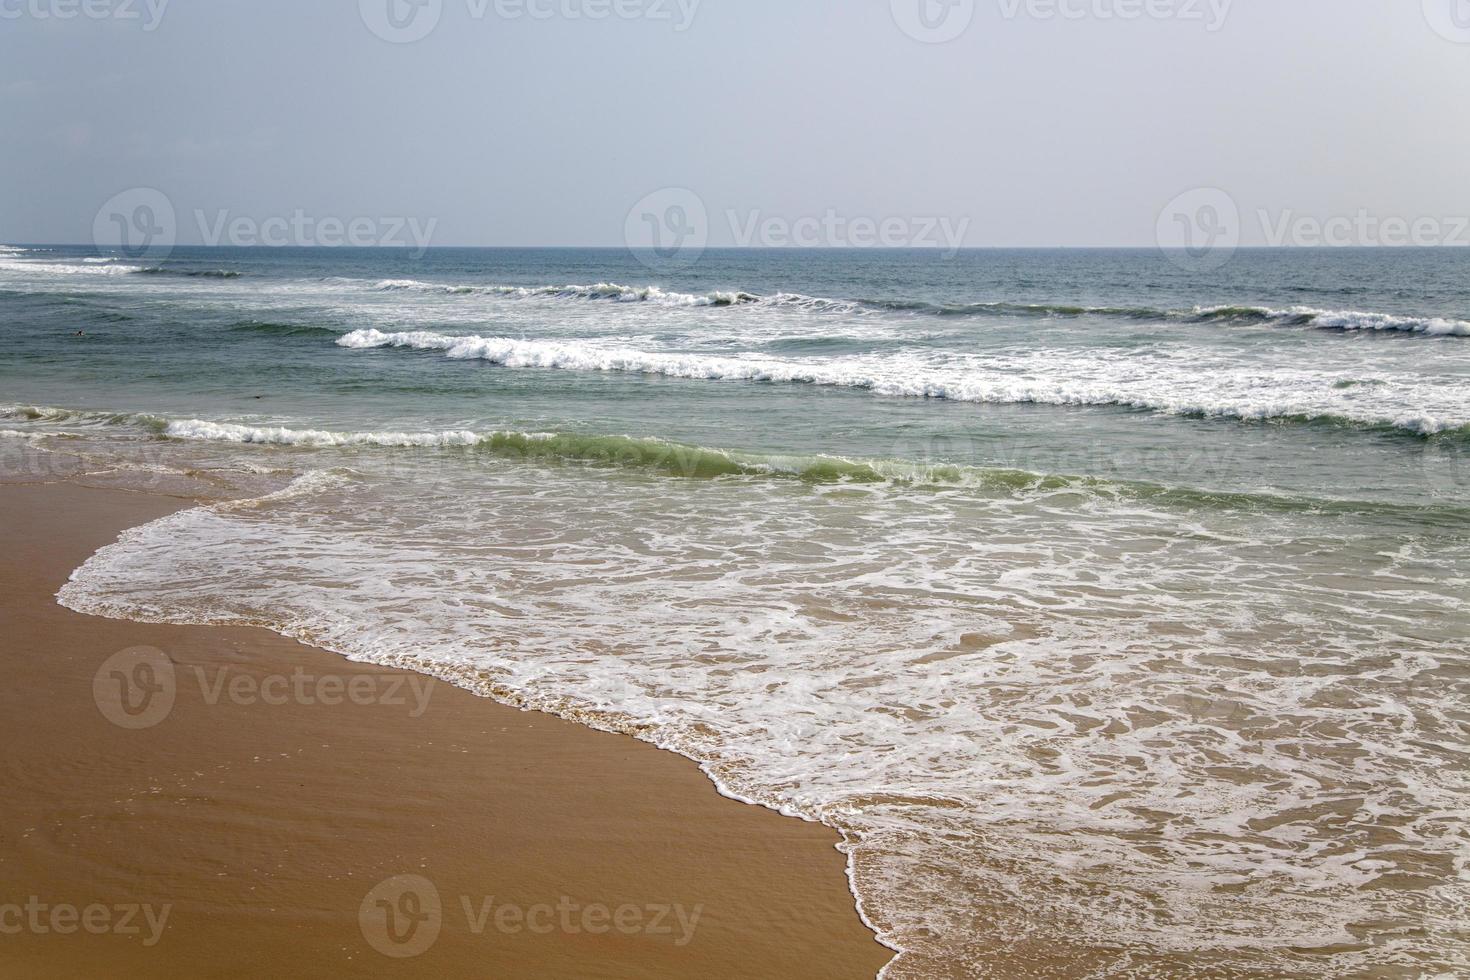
[2, 244, 1467, 976]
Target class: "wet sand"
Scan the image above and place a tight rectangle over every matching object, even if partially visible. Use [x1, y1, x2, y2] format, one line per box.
[0, 482, 891, 978]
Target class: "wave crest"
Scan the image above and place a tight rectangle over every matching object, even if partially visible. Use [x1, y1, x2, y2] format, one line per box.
[370, 279, 762, 307]
[335, 329, 1470, 437]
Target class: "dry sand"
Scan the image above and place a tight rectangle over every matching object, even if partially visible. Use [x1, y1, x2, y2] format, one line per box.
[0, 482, 891, 978]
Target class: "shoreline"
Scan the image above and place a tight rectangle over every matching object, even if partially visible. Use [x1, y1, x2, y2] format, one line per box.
[0, 481, 891, 978]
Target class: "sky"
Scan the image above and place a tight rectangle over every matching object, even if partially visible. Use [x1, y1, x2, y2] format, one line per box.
[1, 0, 1468, 248]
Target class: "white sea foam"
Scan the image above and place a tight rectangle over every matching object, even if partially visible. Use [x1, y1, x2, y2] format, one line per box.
[55, 436, 1470, 976]
[0, 257, 145, 276]
[1192, 305, 1470, 336]
[369, 279, 766, 307]
[1295, 306, 1470, 336]
[337, 329, 1470, 436]
[164, 419, 486, 448]
[335, 274, 1470, 334]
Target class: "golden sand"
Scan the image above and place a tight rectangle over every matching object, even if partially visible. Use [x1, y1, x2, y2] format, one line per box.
[0, 482, 889, 978]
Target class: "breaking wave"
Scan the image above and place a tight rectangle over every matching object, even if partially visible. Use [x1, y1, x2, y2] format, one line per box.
[369, 279, 762, 307]
[306, 274, 1470, 336]
[7, 406, 1463, 524]
[135, 267, 243, 279]
[335, 329, 1470, 437]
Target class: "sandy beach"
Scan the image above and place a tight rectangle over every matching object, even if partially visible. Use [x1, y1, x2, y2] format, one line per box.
[0, 481, 890, 978]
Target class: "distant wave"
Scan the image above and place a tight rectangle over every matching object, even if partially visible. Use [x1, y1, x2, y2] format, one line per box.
[5, 257, 1460, 337]
[0, 259, 242, 279]
[228, 320, 341, 339]
[860, 300, 1470, 335]
[0, 258, 144, 276]
[367, 279, 762, 307]
[336, 328, 1470, 437]
[135, 267, 242, 279]
[1190, 305, 1470, 336]
[314, 275, 1470, 336]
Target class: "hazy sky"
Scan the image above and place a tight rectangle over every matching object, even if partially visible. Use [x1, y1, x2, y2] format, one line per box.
[2, 0, 1468, 248]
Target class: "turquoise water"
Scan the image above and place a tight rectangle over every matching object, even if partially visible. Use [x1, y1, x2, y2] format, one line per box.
[4, 245, 1468, 976]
